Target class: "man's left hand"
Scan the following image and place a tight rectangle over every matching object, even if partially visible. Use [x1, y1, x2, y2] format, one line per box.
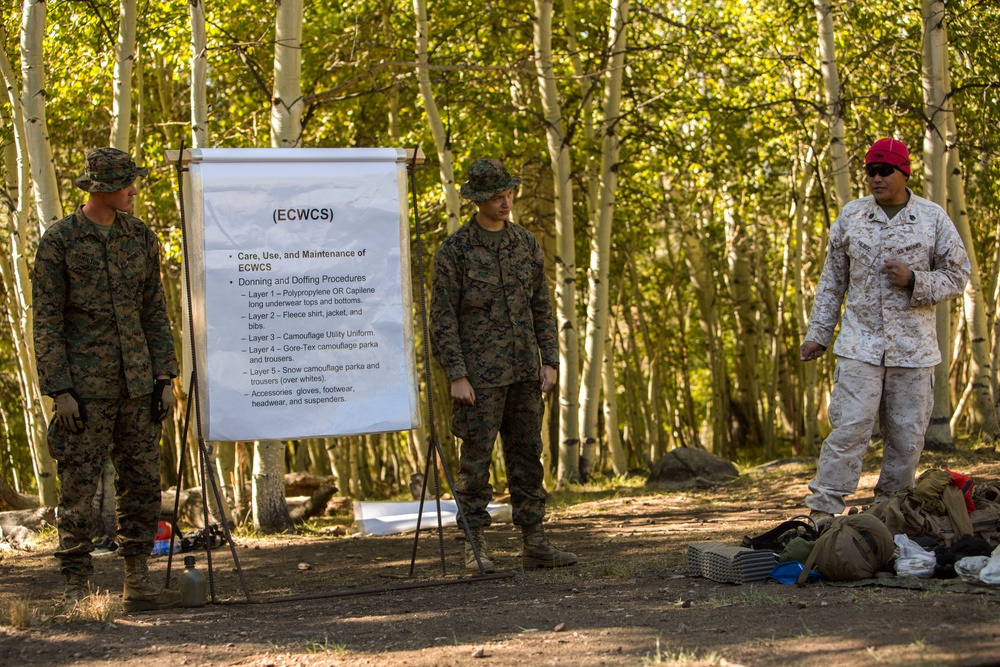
[151, 378, 175, 422]
[540, 365, 557, 393]
[885, 259, 914, 288]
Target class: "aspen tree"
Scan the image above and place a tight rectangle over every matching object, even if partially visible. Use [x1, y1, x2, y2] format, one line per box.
[19, 0, 61, 231]
[3, 18, 57, 505]
[579, 0, 629, 479]
[922, 0, 956, 449]
[533, 0, 581, 484]
[815, 0, 851, 210]
[251, 0, 306, 532]
[109, 0, 137, 150]
[412, 0, 461, 234]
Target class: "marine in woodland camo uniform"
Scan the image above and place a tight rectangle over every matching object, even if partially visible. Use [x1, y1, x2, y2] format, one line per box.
[431, 158, 576, 571]
[801, 138, 970, 517]
[33, 148, 178, 586]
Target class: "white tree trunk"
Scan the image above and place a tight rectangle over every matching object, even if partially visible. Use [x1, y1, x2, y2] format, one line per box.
[251, 440, 293, 532]
[19, 0, 62, 231]
[3, 20, 57, 505]
[270, 0, 304, 148]
[602, 307, 627, 476]
[252, 0, 303, 530]
[579, 0, 629, 479]
[190, 0, 209, 148]
[562, 0, 598, 222]
[939, 31, 998, 438]
[627, 257, 663, 458]
[815, 0, 851, 210]
[792, 134, 822, 453]
[413, 0, 461, 233]
[534, 0, 580, 484]
[109, 0, 137, 149]
[921, 0, 954, 449]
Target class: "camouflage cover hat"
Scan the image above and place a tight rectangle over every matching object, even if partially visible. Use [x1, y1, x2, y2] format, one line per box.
[74, 147, 149, 193]
[460, 158, 522, 201]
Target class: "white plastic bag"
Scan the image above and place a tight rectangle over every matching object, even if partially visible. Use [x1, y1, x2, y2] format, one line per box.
[978, 544, 1000, 585]
[955, 556, 990, 584]
[893, 533, 936, 578]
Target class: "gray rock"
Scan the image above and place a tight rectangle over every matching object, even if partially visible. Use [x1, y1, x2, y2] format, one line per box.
[646, 447, 739, 489]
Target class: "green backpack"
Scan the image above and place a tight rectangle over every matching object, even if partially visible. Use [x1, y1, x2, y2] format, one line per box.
[795, 514, 895, 585]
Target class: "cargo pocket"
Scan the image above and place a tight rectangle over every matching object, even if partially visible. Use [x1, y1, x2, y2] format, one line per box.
[47, 418, 67, 461]
[451, 401, 471, 440]
[828, 363, 843, 428]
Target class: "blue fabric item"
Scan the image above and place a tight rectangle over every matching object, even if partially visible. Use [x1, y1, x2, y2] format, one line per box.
[768, 561, 821, 585]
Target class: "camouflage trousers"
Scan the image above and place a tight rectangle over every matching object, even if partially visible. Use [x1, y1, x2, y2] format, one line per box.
[806, 357, 934, 514]
[450, 380, 547, 529]
[49, 395, 162, 576]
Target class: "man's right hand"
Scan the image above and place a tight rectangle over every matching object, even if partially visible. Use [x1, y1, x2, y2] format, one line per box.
[799, 341, 827, 362]
[54, 390, 86, 434]
[451, 377, 476, 406]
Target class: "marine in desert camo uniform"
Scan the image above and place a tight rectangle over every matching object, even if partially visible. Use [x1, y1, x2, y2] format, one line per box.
[800, 138, 970, 519]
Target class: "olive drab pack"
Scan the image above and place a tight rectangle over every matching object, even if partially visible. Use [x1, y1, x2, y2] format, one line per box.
[865, 480, 1000, 547]
[795, 514, 895, 585]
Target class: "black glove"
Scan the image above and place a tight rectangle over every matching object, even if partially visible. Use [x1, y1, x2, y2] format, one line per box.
[53, 389, 87, 434]
[151, 379, 175, 422]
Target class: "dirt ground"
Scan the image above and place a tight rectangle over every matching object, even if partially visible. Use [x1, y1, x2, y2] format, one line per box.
[2, 447, 1000, 667]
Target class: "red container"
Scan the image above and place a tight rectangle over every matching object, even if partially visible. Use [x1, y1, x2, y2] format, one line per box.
[155, 521, 171, 541]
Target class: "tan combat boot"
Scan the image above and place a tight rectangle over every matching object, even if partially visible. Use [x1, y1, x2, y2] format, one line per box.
[63, 572, 90, 604]
[521, 523, 578, 568]
[464, 528, 496, 574]
[122, 555, 181, 612]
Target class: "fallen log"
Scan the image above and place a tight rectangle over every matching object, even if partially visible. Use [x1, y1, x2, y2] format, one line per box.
[289, 484, 336, 523]
[0, 473, 39, 511]
[284, 471, 337, 497]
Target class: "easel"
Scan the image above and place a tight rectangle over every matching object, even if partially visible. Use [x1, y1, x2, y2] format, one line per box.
[162, 146, 506, 607]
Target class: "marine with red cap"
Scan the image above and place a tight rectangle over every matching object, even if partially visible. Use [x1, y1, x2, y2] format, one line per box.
[799, 137, 970, 524]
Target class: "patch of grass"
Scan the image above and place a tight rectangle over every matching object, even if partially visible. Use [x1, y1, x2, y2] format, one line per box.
[304, 633, 348, 654]
[520, 565, 581, 584]
[594, 554, 678, 578]
[895, 589, 936, 604]
[36, 524, 59, 542]
[272, 634, 349, 654]
[3, 599, 36, 629]
[642, 634, 722, 665]
[795, 618, 815, 638]
[708, 585, 784, 607]
[547, 477, 651, 508]
[230, 523, 306, 540]
[864, 646, 885, 662]
[231, 523, 268, 539]
[844, 587, 887, 604]
[975, 596, 1000, 617]
[62, 589, 123, 624]
[904, 636, 940, 665]
[295, 516, 353, 535]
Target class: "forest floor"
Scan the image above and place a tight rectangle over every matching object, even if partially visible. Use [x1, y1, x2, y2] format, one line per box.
[2, 445, 1000, 667]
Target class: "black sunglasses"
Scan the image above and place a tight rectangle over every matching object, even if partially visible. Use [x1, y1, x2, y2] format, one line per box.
[865, 164, 899, 178]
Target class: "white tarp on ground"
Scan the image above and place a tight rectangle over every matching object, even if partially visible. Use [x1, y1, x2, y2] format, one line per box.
[184, 148, 419, 441]
[353, 500, 512, 536]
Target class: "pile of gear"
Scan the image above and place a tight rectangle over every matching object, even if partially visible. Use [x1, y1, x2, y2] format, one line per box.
[688, 468, 1000, 587]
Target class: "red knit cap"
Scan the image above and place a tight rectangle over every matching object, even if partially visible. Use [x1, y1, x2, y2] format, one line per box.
[865, 138, 911, 177]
